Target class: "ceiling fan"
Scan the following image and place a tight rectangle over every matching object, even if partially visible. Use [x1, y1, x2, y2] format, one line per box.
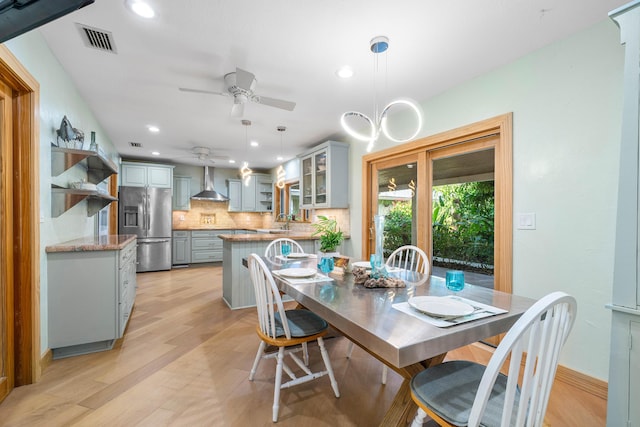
[178, 146, 229, 165]
[179, 67, 296, 117]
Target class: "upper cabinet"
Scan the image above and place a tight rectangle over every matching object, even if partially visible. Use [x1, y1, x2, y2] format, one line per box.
[256, 175, 273, 212]
[227, 173, 273, 212]
[50, 144, 118, 217]
[173, 176, 191, 210]
[299, 140, 349, 209]
[121, 162, 174, 188]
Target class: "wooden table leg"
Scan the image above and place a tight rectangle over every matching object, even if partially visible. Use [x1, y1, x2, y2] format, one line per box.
[378, 354, 447, 427]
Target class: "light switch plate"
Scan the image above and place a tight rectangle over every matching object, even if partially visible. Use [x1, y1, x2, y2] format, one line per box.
[517, 213, 536, 230]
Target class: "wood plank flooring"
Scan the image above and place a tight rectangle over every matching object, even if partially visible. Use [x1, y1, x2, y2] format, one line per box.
[0, 265, 606, 426]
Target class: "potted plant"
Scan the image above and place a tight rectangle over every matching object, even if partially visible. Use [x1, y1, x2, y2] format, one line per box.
[311, 215, 344, 256]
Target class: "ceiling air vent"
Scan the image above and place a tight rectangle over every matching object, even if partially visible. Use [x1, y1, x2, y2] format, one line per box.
[76, 23, 116, 53]
[129, 142, 143, 148]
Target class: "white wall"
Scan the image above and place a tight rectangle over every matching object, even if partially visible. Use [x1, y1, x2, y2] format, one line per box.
[346, 19, 623, 381]
[5, 30, 119, 353]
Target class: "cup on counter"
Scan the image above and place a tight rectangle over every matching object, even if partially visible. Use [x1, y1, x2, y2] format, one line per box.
[318, 256, 334, 274]
[446, 270, 465, 292]
[281, 244, 291, 259]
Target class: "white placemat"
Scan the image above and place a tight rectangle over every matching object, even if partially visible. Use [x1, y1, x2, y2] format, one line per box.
[392, 295, 507, 328]
[272, 270, 334, 284]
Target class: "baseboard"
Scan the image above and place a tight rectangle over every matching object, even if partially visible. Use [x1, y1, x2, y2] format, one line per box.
[554, 364, 608, 400]
[471, 342, 608, 400]
[39, 348, 53, 374]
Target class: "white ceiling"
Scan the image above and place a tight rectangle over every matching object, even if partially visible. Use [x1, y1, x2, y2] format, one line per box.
[37, 0, 626, 170]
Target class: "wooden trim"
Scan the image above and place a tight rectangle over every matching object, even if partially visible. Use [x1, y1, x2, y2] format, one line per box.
[0, 45, 41, 384]
[555, 364, 608, 400]
[108, 175, 118, 235]
[39, 349, 53, 373]
[472, 341, 609, 400]
[361, 113, 513, 299]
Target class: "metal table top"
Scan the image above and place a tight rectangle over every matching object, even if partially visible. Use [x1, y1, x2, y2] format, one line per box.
[266, 256, 535, 368]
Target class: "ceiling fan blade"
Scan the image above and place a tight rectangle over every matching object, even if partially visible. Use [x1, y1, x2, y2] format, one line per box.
[256, 95, 296, 111]
[231, 102, 244, 117]
[235, 67, 256, 91]
[179, 87, 227, 96]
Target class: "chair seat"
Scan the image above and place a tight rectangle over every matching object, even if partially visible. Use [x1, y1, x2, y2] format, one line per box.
[410, 360, 520, 427]
[273, 309, 328, 338]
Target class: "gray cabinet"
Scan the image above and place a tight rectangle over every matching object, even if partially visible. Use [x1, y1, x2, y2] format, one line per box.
[47, 239, 137, 359]
[241, 176, 257, 211]
[173, 176, 191, 210]
[227, 179, 242, 211]
[121, 161, 174, 188]
[172, 230, 191, 265]
[299, 140, 349, 209]
[227, 174, 272, 212]
[191, 230, 223, 263]
[608, 3, 640, 426]
[256, 176, 274, 212]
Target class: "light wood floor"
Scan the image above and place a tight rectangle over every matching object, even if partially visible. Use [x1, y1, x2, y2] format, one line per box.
[0, 265, 606, 426]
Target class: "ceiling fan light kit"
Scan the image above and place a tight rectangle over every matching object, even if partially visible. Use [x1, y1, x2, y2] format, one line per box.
[340, 35, 423, 152]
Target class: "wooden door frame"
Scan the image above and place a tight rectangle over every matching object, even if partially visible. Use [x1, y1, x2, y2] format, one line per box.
[362, 113, 513, 295]
[0, 45, 41, 385]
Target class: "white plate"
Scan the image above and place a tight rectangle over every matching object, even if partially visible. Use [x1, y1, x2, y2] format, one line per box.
[352, 261, 372, 269]
[287, 253, 309, 259]
[408, 296, 474, 318]
[277, 268, 317, 278]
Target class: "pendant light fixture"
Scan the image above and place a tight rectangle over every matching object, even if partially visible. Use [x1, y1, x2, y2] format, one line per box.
[240, 119, 253, 186]
[276, 126, 286, 189]
[340, 36, 423, 152]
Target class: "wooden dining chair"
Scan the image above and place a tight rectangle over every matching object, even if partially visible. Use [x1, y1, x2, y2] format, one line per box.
[409, 291, 577, 427]
[264, 237, 304, 257]
[247, 253, 340, 422]
[347, 245, 430, 384]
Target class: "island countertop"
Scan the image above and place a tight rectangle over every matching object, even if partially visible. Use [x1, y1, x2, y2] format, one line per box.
[219, 232, 320, 242]
[45, 234, 137, 253]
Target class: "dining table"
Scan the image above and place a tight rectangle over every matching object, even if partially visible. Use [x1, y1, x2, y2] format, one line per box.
[258, 255, 536, 426]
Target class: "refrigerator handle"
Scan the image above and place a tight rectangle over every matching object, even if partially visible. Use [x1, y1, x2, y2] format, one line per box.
[146, 192, 151, 231]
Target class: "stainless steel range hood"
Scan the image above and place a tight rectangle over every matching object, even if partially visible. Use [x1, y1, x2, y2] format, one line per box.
[191, 166, 229, 202]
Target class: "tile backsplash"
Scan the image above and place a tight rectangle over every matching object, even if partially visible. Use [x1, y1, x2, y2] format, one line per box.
[172, 200, 350, 235]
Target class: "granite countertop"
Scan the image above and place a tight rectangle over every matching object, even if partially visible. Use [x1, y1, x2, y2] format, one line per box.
[219, 232, 319, 242]
[45, 234, 137, 253]
[173, 226, 239, 231]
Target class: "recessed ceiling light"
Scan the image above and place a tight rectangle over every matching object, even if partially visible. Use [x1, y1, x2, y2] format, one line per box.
[250, 141, 259, 147]
[277, 155, 284, 161]
[228, 159, 236, 164]
[336, 66, 354, 79]
[147, 125, 159, 133]
[151, 151, 160, 156]
[125, 0, 155, 19]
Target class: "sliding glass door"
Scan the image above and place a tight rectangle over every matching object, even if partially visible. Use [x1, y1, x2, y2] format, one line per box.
[362, 114, 512, 296]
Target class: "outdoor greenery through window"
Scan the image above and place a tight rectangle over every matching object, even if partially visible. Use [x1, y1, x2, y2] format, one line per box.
[379, 181, 495, 275]
[432, 181, 494, 274]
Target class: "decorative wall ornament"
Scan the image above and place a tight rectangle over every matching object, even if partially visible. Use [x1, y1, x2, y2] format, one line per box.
[56, 115, 85, 149]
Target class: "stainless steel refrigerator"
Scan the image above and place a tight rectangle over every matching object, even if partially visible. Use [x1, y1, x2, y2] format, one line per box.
[118, 186, 172, 272]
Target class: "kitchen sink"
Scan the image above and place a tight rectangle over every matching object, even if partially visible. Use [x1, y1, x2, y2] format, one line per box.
[256, 229, 289, 234]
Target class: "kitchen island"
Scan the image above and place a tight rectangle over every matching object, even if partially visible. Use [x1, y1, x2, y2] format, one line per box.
[46, 234, 138, 359]
[219, 232, 319, 309]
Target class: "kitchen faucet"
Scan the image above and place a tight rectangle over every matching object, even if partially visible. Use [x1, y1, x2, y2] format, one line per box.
[276, 213, 291, 230]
